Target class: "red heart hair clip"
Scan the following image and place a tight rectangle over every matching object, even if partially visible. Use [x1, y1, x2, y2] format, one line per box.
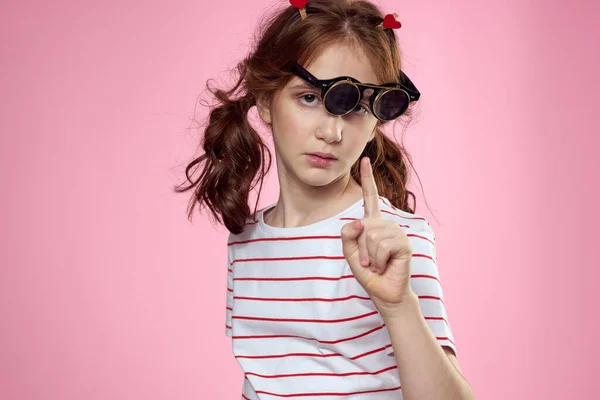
[289, 0, 308, 20]
[379, 13, 402, 29]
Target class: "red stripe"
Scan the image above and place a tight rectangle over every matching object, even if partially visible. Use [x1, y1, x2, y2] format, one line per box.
[227, 287, 233, 292]
[254, 385, 401, 397]
[228, 268, 233, 273]
[234, 274, 436, 283]
[232, 252, 433, 268]
[233, 294, 371, 302]
[353, 343, 393, 359]
[233, 312, 446, 325]
[411, 274, 440, 283]
[242, 395, 250, 400]
[378, 197, 409, 218]
[438, 337, 456, 346]
[419, 295, 444, 304]
[234, 275, 354, 282]
[233, 324, 384, 343]
[236, 352, 343, 360]
[379, 196, 392, 208]
[235, 343, 392, 360]
[425, 316, 449, 325]
[231, 331, 452, 348]
[227, 306, 233, 311]
[231, 253, 436, 274]
[229, 235, 341, 246]
[232, 255, 346, 265]
[245, 364, 397, 379]
[407, 233, 435, 245]
[230, 233, 433, 246]
[339, 217, 409, 228]
[380, 209, 427, 221]
[413, 253, 436, 263]
[229, 326, 457, 349]
[362, 200, 426, 222]
[232, 310, 378, 324]
[230, 234, 434, 247]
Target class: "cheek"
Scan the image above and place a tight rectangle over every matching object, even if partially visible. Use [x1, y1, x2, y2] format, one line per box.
[272, 107, 310, 147]
[276, 99, 319, 132]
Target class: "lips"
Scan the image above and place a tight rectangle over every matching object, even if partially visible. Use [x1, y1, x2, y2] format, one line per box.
[308, 152, 337, 160]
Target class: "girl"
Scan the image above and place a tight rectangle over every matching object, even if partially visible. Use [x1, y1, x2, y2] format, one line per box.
[177, 0, 474, 398]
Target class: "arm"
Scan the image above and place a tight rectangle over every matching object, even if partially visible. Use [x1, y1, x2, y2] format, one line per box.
[340, 159, 473, 398]
[384, 291, 474, 400]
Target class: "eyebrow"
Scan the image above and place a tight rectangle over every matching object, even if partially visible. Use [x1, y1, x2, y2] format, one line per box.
[291, 82, 316, 90]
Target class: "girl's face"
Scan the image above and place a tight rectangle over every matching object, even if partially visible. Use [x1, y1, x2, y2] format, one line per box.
[257, 43, 380, 190]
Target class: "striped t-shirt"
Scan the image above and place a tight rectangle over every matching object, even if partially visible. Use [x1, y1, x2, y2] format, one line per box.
[225, 196, 456, 399]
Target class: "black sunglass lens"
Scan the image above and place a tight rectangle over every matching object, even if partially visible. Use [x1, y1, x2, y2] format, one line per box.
[375, 90, 409, 120]
[324, 83, 360, 115]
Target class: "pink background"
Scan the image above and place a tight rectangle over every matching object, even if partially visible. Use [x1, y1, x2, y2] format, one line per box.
[1, 0, 598, 398]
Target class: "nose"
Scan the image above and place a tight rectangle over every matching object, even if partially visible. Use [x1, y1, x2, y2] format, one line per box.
[315, 113, 343, 144]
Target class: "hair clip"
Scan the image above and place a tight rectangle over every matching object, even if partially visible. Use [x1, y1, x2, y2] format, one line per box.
[289, 0, 308, 20]
[378, 13, 402, 29]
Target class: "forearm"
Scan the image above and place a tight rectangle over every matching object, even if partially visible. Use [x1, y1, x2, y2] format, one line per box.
[383, 291, 474, 400]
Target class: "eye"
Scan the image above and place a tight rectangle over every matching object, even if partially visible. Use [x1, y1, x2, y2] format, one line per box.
[298, 93, 371, 115]
[353, 103, 371, 115]
[299, 93, 321, 106]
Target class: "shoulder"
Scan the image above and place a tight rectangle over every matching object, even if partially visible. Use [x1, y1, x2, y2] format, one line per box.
[377, 196, 434, 238]
[377, 197, 439, 264]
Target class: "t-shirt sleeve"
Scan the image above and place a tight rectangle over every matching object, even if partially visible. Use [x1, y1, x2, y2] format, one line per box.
[225, 246, 233, 337]
[407, 219, 457, 356]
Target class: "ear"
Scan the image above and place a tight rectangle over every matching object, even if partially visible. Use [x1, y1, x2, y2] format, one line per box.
[256, 93, 272, 125]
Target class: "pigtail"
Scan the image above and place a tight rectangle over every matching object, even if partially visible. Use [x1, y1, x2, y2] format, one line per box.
[175, 62, 272, 235]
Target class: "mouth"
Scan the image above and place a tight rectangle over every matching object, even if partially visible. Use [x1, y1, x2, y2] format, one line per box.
[307, 152, 338, 160]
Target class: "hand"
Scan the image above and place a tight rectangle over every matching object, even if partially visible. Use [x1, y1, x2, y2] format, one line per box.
[340, 157, 414, 316]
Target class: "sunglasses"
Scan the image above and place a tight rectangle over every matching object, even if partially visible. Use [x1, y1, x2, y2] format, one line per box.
[284, 61, 421, 121]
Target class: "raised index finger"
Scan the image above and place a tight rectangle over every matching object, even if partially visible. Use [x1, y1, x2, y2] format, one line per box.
[360, 156, 381, 218]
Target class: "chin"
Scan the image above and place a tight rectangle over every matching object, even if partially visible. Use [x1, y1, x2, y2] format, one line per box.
[297, 168, 344, 188]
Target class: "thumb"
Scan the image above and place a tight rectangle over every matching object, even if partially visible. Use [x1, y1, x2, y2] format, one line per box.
[341, 219, 363, 255]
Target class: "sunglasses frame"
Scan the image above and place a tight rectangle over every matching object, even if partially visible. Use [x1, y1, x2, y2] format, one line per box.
[284, 61, 421, 121]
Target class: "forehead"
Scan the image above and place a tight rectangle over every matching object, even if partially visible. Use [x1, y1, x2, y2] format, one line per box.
[292, 44, 381, 86]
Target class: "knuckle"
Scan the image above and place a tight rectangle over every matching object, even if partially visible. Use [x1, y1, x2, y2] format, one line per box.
[367, 231, 378, 242]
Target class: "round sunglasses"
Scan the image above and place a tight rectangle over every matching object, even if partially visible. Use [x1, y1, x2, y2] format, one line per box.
[284, 61, 421, 121]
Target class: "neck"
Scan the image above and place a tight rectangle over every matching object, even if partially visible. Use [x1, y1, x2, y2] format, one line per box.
[264, 169, 364, 229]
